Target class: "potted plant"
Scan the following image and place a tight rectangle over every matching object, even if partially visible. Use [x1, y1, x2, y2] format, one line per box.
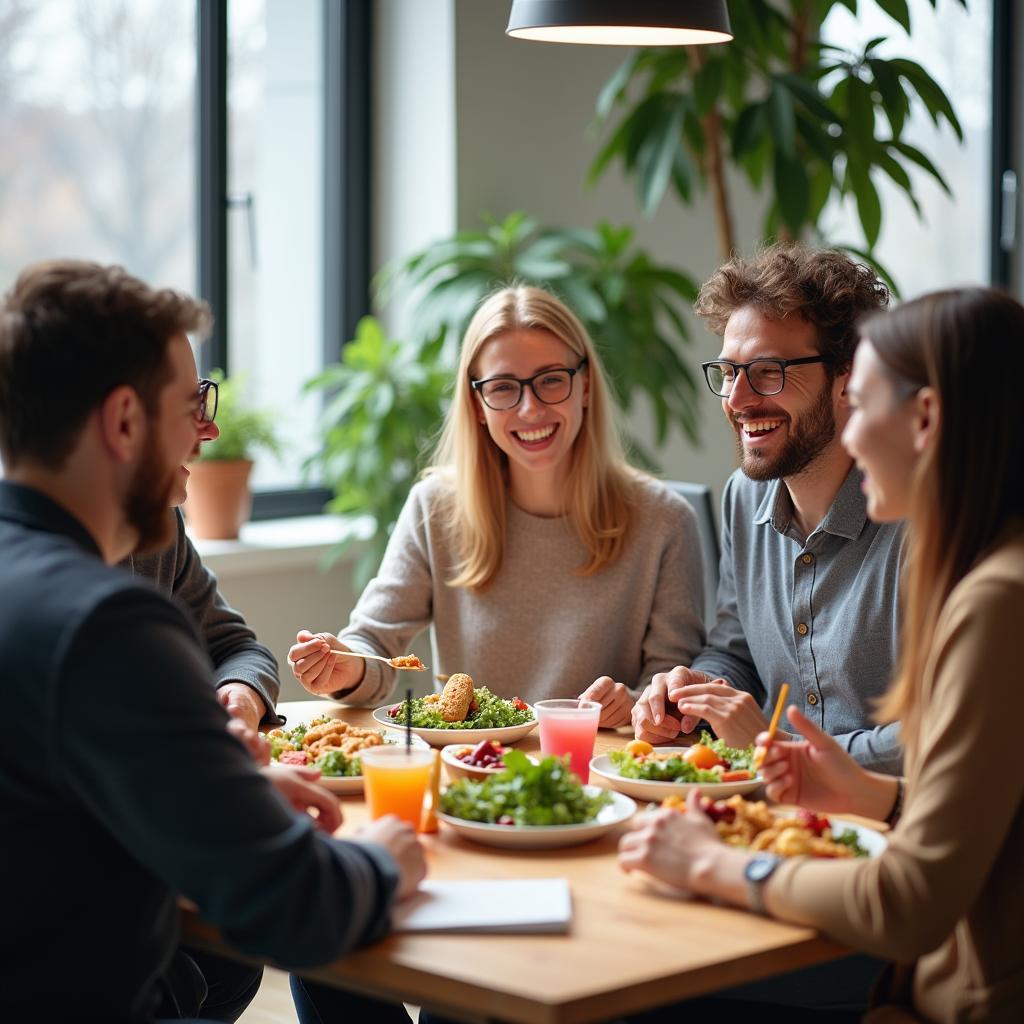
[304, 316, 450, 587]
[183, 371, 282, 540]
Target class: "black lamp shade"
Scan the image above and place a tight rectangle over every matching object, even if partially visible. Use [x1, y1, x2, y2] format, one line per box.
[506, 0, 733, 46]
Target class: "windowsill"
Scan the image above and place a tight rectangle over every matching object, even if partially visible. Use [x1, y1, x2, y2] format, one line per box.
[189, 513, 375, 578]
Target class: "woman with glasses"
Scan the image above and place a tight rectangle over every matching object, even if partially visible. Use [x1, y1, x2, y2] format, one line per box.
[287, 285, 705, 722]
[618, 288, 1024, 1023]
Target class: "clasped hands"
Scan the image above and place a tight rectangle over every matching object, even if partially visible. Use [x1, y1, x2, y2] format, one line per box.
[632, 666, 775, 748]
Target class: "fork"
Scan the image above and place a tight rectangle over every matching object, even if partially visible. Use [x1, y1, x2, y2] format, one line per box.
[330, 650, 428, 671]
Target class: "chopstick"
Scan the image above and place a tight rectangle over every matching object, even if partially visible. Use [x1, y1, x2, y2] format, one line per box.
[754, 682, 789, 769]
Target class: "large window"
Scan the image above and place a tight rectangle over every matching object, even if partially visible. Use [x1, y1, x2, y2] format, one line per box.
[0, 0, 369, 514]
[0, 0, 196, 292]
[821, 0, 993, 296]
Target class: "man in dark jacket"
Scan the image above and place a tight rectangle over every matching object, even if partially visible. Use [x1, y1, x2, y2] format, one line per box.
[0, 260, 426, 1022]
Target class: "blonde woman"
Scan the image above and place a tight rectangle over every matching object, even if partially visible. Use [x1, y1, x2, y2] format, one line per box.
[618, 288, 1024, 1022]
[288, 285, 705, 724]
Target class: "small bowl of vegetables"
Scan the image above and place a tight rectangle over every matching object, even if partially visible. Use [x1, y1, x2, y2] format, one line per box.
[440, 740, 536, 781]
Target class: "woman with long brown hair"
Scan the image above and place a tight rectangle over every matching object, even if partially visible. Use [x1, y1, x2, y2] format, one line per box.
[618, 287, 1024, 1022]
[286, 285, 705, 721]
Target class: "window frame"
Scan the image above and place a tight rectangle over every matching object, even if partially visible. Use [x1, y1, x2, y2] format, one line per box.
[195, 0, 371, 518]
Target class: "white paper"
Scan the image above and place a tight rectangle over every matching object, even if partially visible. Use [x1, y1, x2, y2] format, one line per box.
[391, 878, 572, 934]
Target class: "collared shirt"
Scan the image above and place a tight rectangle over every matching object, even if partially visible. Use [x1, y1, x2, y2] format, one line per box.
[692, 466, 904, 773]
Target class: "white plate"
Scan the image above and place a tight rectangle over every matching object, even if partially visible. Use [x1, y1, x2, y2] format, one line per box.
[589, 750, 764, 801]
[437, 788, 637, 849]
[829, 818, 888, 858]
[372, 703, 538, 748]
[272, 727, 428, 794]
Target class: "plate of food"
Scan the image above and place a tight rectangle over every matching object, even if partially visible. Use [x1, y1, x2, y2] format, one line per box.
[590, 734, 764, 800]
[661, 793, 887, 859]
[266, 716, 427, 793]
[437, 750, 636, 849]
[440, 741, 538, 781]
[372, 673, 537, 747]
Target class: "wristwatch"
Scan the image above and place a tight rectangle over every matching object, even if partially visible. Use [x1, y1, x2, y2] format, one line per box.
[744, 853, 783, 915]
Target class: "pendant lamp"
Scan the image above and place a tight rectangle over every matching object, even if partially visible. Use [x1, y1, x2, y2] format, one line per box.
[506, 0, 733, 46]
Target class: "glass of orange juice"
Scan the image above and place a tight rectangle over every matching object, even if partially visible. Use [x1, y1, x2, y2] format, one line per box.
[360, 745, 434, 829]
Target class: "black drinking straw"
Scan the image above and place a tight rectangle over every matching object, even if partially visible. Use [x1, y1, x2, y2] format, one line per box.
[405, 687, 412, 751]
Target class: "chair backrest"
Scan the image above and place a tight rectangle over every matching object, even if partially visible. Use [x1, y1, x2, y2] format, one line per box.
[663, 480, 719, 630]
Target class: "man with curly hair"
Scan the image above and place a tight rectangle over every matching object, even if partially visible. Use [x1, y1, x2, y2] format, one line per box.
[634, 244, 904, 775]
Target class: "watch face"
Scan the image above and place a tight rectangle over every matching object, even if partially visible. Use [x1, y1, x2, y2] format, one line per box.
[745, 854, 780, 883]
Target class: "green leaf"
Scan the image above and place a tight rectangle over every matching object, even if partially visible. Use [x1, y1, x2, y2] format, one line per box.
[636, 101, 684, 215]
[693, 57, 726, 116]
[844, 76, 877, 156]
[774, 149, 810, 233]
[848, 163, 882, 248]
[595, 53, 640, 121]
[890, 139, 952, 195]
[766, 82, 796, 156]
[887, 57, 963, 140]
[873, 0, 911, 33]
[731, 102, 765, 159]
[867, 59, 909, 138]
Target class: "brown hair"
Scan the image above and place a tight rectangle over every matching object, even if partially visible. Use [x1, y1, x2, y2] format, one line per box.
[695, 243, 889, 372]
[0, 260, 212, 469]
[864, 288, 1024, 745]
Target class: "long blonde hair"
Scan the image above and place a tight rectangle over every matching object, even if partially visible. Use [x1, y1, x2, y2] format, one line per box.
[426, 285, 636, 590]
[864, 289, 1024, 747]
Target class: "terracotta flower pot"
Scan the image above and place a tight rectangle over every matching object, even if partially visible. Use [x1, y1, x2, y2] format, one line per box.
[182, 459, 254, 540]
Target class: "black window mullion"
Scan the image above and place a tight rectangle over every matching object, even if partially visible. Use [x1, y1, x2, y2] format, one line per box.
[989, 0, 1016, 289]
[196, 0, 229, 375]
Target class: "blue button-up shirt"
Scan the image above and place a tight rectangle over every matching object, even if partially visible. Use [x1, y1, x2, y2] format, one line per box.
[692, 466, 904, 773]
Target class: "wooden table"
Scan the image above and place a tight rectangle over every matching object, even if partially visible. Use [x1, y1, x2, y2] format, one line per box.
[182, 700, 852, 1024]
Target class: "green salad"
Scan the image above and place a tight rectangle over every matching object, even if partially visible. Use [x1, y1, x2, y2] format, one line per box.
[440, 750, 611, 826]
[386, 686, 534, 730]
[834, 829, 870, 858]
[609, 731, 756, 783]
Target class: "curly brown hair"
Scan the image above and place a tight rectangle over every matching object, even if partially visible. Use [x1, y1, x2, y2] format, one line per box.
[695, 243, 889, 372]
[0, 260, 212, 469]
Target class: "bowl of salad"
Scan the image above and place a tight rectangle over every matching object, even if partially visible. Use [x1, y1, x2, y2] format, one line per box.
[267, 715, 427, 793]
[589, 733, 763, 801]
[440, 740, 538, 781]
[372, 686, 537, 747]
[437, 750, 636, 848]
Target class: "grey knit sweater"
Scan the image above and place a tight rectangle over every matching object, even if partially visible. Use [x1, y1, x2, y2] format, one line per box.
[333, 474, 705, 707]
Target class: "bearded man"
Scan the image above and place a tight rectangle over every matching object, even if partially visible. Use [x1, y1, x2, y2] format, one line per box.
[634, 244, 903, 773]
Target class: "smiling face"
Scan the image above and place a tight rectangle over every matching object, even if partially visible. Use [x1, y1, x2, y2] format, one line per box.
[841, 340, 920, 522]
[126, 333, 209, 551]
[471, 327, 588, 503]
[720, 306, 845, 481]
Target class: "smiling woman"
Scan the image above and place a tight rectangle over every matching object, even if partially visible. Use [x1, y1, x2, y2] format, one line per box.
[286, 285, 707, 729]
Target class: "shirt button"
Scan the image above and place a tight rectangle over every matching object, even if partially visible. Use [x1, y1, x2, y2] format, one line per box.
[801, 553, 814, 565]
[807, 693, 819, 706]
[796, 622, 809, 636]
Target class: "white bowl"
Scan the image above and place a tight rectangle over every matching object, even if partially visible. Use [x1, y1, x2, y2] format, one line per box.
[437, 788, 637, 849]
[589, 749, 764, 801]
[372, 703, 538, 748]
[439, 742, 537, 781]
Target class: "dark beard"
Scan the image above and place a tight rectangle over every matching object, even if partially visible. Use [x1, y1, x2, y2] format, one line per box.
[124, 424, 178, 555]
[736, 381, 836, 482]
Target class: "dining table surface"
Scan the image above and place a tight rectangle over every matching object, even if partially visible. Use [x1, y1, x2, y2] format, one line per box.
[180, 698, 870, 1024]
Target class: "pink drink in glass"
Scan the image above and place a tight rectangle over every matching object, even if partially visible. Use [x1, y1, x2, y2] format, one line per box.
[534, 699, 601, 782]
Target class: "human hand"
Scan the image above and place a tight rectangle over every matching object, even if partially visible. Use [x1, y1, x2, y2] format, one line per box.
[618, 791, 723, 894]
[668, 676, 770, 749]
[288, 629, 364, 696]
[758, 706, 866, 813]
[218, 681, 266, 732]
[262, 764, 343, 833]
[356, 816, 428, 900]
[631, 671, 684, 744]
[226, 716, 271, 766]
[579, 676, 633, 728]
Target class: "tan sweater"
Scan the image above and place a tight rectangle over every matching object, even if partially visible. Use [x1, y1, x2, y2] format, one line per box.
[769, 527, 1024, 1023]
[332, 473, 706, 707]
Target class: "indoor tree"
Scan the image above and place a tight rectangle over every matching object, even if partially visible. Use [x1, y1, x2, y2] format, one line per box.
[590, 0, 967, 280]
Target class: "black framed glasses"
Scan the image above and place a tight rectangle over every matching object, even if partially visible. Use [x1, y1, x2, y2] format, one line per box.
[196, 378, 219, 423]
[471, 358, 588, 411]
[701, 356, 833, 397]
